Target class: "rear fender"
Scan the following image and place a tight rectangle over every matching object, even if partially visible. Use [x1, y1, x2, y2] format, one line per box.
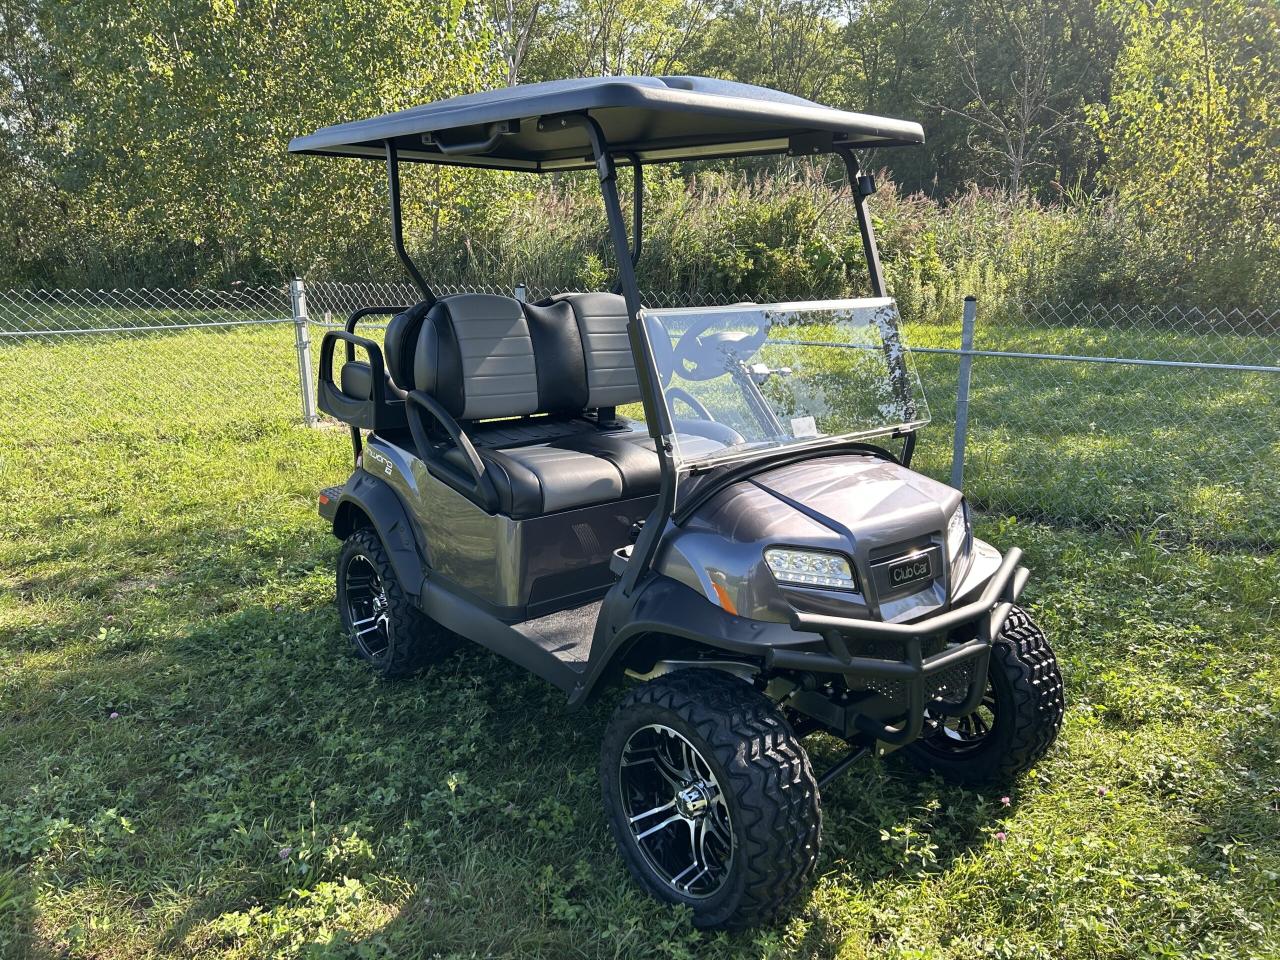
[331, 471, 429, 599]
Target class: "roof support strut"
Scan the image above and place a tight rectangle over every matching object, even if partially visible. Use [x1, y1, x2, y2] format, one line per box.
[551, 112, 674, 597]
[611, 154, 644, 295]
[385, 141, 436, 307]
[836, 146, 915, 465]
[836, 147, 885, 299]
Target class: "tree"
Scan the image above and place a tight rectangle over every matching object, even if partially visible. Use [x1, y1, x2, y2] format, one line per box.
[522, 0, 715, 79]
[1, 0, 497, 284]
[1092, 0, 1280, 275]
[700, 0, 845, 102]
[489, 0, 544, 85]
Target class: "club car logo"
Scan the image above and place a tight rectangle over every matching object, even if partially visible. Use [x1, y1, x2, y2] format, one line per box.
[367, 449, 395, 477]
[888, 554, 931, 587]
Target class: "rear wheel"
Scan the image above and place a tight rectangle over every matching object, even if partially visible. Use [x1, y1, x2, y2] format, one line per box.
[904, 606, 1064, 784]
[336, 527, 444, 678]
[600, 669, 821, 928]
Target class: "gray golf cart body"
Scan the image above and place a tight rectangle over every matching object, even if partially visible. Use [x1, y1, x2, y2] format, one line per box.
[290, 76, 1027, 755]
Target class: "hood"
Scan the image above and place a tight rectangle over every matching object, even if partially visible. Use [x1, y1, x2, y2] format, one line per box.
[747, 454, 960, 542]
[658, 453, 963, 623]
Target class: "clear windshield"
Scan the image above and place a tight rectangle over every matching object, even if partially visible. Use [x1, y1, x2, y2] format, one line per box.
[640, 298, 930, 500]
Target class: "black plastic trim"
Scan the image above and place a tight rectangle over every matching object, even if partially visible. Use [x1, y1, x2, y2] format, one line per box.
[418, 575, 585, 692]
[317, 330, 408, 432]
[331, 472, 429, 600]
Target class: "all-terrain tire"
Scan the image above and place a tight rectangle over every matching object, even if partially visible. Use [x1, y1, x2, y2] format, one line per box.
[600, 669, 821, 928]
[904, 605, 1064, 784]
[336, 527, 445, 679]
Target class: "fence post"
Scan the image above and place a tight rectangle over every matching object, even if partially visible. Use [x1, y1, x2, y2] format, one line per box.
[290, 278, 318, 427]
[950, 295, 977, 489]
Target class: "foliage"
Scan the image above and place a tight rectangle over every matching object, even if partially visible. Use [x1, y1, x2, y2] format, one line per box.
[0, 0, 496, 286]
[393, 162, 1275, 311]
[1090, 0, 1280, 306]
[1, 0, 1276, 297]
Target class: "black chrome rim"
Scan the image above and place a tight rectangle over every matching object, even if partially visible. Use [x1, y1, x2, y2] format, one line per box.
[343, 555, 390, 660]
[618, 724, 734, 899]
[920, 685, 997, 755]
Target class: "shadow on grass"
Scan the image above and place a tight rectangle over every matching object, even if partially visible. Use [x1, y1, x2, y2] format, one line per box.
[0, 868, 58, 960]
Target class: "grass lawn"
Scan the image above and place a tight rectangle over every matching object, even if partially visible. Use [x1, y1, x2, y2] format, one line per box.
[1, 320, 1277, 958]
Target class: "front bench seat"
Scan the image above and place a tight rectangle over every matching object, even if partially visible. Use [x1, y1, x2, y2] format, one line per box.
[411, 292, 738, 518]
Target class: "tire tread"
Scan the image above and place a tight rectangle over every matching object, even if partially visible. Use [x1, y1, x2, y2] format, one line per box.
[339, 527, 439, 678]
[602, 669, 821, 928]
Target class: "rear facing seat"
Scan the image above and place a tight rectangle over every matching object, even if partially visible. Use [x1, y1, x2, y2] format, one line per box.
[385, 291, 735, 518]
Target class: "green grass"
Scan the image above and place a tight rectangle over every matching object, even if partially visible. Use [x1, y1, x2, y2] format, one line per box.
[1, 322, 1278, 958]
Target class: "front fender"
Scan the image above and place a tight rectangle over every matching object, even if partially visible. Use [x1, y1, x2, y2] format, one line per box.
[567, 575, 809, 708]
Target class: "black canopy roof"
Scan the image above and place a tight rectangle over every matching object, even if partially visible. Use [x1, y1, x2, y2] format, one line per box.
[288, 76, 925, 172]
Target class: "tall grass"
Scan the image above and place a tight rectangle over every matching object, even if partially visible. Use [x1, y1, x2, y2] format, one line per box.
[397, 164, 1278, 315]
[11, 159, 1274, 313]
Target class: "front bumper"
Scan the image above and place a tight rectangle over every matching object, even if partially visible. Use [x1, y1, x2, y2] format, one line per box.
[765, 547, 1029, 747]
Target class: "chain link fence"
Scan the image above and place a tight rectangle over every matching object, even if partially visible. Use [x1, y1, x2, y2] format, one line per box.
[0, 285, 299, 437]
[2, 281, 1276, 548]
[954, 301, 1280, 547]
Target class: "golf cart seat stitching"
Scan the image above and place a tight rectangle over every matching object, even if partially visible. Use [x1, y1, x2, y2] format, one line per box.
[403, 290, 741, 518]
[546, 291, 640, 407]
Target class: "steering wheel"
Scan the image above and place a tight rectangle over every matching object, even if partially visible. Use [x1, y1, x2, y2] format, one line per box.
[673, 311, 772, 382]
[643, 314, 717, 422]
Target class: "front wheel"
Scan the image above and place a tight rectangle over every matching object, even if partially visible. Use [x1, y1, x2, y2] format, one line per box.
[904, 606, 1064, 784]
[600, 669, 821, 929]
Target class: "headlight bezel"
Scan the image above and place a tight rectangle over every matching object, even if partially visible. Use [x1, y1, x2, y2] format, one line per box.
[763, 546, 860, 593]
[946, 501, 971, 562]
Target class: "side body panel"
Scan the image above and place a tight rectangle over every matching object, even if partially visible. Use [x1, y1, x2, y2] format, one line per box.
[346, 434, 654, 620]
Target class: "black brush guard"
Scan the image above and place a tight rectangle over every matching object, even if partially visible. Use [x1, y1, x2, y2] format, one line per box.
[765, 548, 1029, 747]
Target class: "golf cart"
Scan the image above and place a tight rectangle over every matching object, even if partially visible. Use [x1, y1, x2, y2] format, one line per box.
[289, 76, 1064, 928]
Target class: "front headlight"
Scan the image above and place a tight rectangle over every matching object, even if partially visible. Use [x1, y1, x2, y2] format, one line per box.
[946, 503, 970, 561]
[764, 548, 858, 592]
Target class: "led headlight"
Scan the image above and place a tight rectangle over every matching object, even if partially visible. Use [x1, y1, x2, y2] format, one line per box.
[764, 548, 858, 591]
[946, 503, 971, 561]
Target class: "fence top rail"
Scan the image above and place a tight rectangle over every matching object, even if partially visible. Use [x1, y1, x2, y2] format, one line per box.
[0, 315, 294, 338]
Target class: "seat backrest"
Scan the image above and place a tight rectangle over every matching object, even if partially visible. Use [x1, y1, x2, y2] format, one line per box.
[549, 293, 642, 409]
[406, 291, 645, 422]
[408, 293, 582, 420]
[384, 301, 431, 391]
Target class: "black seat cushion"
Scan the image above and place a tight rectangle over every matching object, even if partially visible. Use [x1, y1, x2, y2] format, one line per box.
[442, 417, 744, 519]
[402, 291, 746, 518]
